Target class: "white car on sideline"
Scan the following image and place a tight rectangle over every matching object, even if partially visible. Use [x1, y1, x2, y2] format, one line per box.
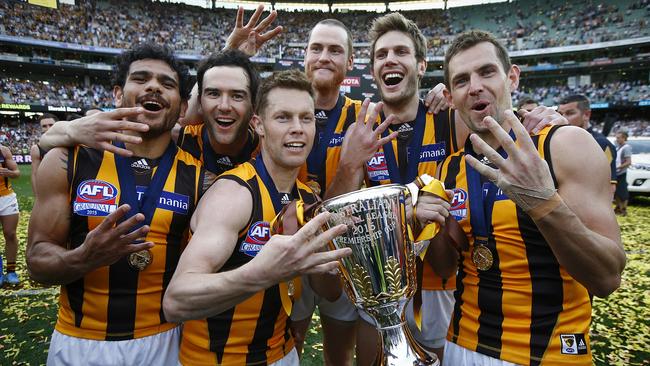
[613, 137, 650, 196]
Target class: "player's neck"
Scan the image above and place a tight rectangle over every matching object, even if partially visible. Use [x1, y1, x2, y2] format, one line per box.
[383, 95, 419, 124]
[477, 118, 512, 150]
[125, 131, 172, 159]
[313, 87, 340, 110]
[208, 127, 247, 156]
[262, 152, 299, 193]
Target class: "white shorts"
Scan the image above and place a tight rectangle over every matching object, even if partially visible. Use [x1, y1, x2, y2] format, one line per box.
[443, 341, 522, 366]
[47, 327, 181, 366]
[269, 348, 299, 366]
[406, 289, 455, 349]
[0, 193, 19, 216]
[290, 275, 359, 322]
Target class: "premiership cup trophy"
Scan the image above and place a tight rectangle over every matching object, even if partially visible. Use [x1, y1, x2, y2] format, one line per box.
[318, 184, 439, 366]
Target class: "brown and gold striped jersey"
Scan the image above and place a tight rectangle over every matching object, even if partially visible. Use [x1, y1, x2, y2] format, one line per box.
[180, 160, 318, 366]
[367, 103, 458, 291]
[56, 144, 203, 341]
[440, 125, 592, 365]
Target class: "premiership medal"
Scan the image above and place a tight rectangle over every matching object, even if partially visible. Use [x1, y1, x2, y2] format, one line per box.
[472, 242, 493, 271]
[128, 249, 153, 271]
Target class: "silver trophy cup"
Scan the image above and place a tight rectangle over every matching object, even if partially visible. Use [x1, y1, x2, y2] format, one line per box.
[318, 184, 438, 366]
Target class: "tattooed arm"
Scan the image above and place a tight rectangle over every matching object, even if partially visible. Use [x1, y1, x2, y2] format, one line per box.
[27, 148, 153, 285]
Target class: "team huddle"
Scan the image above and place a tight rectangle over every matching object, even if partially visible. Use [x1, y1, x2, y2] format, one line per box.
[19, 6, 625, 366]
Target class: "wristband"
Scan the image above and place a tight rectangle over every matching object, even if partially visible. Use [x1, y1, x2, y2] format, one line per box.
[527, 192, 563, 220]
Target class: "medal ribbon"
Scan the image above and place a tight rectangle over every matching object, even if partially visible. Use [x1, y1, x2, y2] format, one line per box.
[254, 153, 302, 315]
[306, 95, 345, 181]
[113, 141, 177, 231]
[380, 100, 427, 184]
[464, 132, 513, 257]
[201, 125, 220, 174]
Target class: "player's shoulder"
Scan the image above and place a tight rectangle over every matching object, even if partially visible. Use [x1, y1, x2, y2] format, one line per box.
[174, 143, 203, 167]
[180, 123, 204, 136]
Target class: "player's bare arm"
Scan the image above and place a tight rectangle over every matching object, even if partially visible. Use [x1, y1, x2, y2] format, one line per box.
[26, 148, 153, 285]
[164, 179, 351, 322]
[0, 146, 20, 178]
[29, 144, 41, 195]
[37, 107, 149, 157]
[466, 111, 625, 297]
[326, 99, 398, 199]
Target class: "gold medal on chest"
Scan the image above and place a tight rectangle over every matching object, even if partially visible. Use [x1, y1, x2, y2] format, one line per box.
[472, 242, 493, 271]
[128, 249, 153, 271]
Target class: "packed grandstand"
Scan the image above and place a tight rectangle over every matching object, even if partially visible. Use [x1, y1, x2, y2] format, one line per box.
[1, 0, 650, 155]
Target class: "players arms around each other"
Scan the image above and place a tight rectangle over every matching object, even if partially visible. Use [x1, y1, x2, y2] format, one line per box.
[0, 144, 20, 287]
[426, 30, 625, 365]
[27, 42, 204, 365]
[162, 69, 351, 366]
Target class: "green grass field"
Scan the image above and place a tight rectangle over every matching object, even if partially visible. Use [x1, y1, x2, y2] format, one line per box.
[1, 165, 649, 365]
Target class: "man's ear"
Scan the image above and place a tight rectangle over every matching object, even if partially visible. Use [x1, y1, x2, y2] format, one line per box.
[113, 85, 123, 107]
[508, 64, 521, 92]
[417, 59, 427, 78]
[347, 54, 354, 72]
[251, 114, 264, 137]
[179, 100, 188, 120]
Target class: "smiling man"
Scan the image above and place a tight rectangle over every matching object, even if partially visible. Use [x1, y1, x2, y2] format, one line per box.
[176, 50, 260, 178]
[27, 43, 204, 365]
[429, 30, 625, 365]
[163, 69, 350, 366]
[322, 13, 467, 363]
[288, 19, 394, 366]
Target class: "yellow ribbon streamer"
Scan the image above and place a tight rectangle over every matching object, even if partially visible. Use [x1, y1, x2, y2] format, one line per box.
[415, 178, 448, 260]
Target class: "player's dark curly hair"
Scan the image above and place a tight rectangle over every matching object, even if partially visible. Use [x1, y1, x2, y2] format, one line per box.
[112, 42, 192, 100]
[196, 49, 260, 106]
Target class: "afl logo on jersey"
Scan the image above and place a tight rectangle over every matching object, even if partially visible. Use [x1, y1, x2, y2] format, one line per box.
[240, 221, 271, 257]
[77, 180, 118, 202]
[73, 179, 118, 217]
[450, 188, 468, 221]
[366, 151, 389, 181]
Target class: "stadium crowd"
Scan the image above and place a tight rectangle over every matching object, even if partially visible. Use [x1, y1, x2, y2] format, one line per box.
[1, 0, 649, 59]
[0, 122, 39, 156]
[3, 76, 648, 110]
[1, 78, 113, 108]
[512, 80, 650, 107]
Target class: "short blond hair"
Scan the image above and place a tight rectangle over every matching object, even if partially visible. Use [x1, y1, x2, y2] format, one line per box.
[255, 69, 313, 116]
